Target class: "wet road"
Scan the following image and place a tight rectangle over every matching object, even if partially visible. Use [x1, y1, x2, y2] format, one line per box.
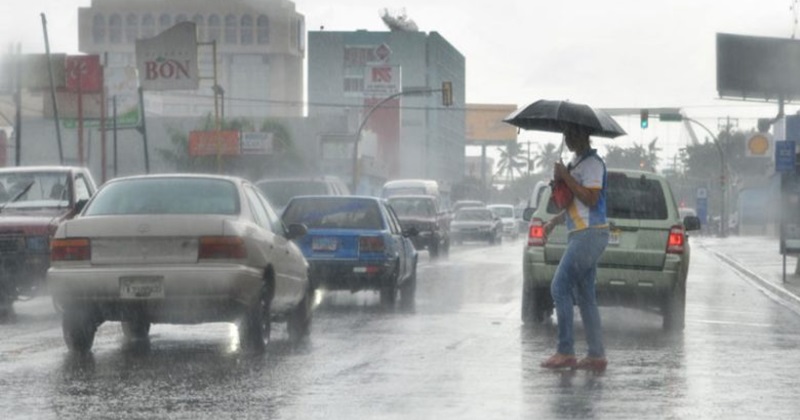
[2, 237, 800, 419]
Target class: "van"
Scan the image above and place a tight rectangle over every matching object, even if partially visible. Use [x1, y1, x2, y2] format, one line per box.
[255, 175, 350, 214]
[381, 179, 449, 211]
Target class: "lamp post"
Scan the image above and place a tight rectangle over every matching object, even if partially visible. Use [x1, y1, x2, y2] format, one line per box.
[351, 88, 436, 193]
[661, 112, 727, 237]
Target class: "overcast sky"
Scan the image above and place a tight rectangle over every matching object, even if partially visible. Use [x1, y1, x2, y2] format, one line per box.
[1, 0, 798, 162]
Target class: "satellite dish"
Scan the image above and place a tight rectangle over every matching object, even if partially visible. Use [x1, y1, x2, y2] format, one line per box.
[380, 8, 419, 32]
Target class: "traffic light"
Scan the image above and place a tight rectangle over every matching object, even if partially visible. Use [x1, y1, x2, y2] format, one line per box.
[441, 81, 453, 107]
[640, 109, 649, 129]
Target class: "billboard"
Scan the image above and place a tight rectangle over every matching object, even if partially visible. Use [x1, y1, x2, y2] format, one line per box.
[466, 104, 518, 144]
[188, 131, 240, 156]
[136, 22, 199, 91]
[717, 33, 800, 101]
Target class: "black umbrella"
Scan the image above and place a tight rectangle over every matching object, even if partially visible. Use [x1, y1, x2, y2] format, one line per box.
[503, 99, 626, 138]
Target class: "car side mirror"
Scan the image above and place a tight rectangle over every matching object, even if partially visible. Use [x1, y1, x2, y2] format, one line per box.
[403, 226, 419, 237]
[522, 207, 535, 222]
[286, 223, 307, 240]
[74, 198, 89, 214]
[683, 216, 701, 231]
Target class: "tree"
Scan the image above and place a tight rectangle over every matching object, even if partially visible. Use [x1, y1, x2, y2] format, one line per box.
[495, 141, 526, 181]
[604, 138, 659, 171]
[531, 142, 561, 175]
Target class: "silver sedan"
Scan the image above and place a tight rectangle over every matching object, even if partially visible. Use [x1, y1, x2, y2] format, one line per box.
[47, 174, 311, 353]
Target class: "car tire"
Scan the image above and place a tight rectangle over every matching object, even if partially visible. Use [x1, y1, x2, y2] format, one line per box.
[62, 309, 97, 353]
[399, 263, 417, 309]
[662, 281, 686, 332]
[429, 241, 439, 259]
[240, 279, 272, 351]
[121, 315, 151, 341]
[380, 264, 399, 306]
[287, 286, 313, 343]
[522, 285, 551, 325]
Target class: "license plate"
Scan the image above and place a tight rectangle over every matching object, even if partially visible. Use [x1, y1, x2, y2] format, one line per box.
[120, 276, 165, 299]
[312, 237, 338, 251]
[608, 229, 621, 245]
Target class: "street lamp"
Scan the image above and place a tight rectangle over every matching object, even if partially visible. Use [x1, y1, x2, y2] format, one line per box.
[351, 86, 448, 193]
[661, 112, 728, 237]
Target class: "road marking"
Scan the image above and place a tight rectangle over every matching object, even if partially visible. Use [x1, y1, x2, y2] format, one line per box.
[688, 319, 772, 328]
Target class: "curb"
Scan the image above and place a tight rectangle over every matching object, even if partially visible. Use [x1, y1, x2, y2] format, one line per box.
[703, 245, 800, 316]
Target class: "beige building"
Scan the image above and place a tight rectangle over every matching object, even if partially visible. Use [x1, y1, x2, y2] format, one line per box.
[77, 0, 304, 118]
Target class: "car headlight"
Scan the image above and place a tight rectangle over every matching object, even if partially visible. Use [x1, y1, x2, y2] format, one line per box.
[25, 235, 49, 252]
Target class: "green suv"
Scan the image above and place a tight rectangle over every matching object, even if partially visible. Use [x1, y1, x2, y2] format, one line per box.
[521, 169, 701, 331]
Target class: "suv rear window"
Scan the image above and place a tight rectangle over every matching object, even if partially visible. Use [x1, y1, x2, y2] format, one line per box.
[547, 173, 668, 220]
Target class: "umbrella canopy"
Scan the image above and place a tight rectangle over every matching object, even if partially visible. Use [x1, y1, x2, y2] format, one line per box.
[503, 99, 626, 138]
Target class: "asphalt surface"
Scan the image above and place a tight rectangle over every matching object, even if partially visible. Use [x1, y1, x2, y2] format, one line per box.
[2, 236, 800, 419]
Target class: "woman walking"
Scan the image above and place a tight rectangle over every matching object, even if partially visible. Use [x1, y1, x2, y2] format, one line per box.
[540, 123, 610, 372]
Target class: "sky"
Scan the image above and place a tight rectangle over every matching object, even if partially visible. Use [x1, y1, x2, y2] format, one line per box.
[1, 0, 799, 167]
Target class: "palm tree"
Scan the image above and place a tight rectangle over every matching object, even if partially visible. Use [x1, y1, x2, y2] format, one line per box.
[495, 141, 526, 181]
[532, 142, 562, 176]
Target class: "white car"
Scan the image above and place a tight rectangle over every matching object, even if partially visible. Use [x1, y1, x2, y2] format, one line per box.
[47, 174, 311, 353]
[487, 204, 519, 240]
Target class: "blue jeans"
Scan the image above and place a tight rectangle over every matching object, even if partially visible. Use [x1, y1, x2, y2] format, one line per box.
[551, 227, 609, 357]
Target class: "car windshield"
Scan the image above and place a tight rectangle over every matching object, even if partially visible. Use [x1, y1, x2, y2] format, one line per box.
[455, 209, 492, 221]
[489, 206, 514, 218]
[283, 197, 383, 230]
[388, 197, 435, 217]
[0, 171, 70, 209]
[256, 180, 327, 209]
[84, 178, 239, 216]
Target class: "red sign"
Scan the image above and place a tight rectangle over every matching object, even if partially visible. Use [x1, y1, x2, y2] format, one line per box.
[188, 131, 240, 156]
[65, 55, 102, 93]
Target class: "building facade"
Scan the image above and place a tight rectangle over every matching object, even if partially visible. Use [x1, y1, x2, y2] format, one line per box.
[308, 30, 465, 193]
[78, 0, 304, 118]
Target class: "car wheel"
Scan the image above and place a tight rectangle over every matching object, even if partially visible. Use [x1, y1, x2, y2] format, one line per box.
[240, 279, 272, 351]
[380, 264, 399, 306]
[399, 263, 417, 309]
[287, 286, 313, 343]
[62, 308, 97, 353]
[121, 315, 151, 341]
[429, 241, 439, 259]
[441, 238, 450, 258]
[522, 285, 552, 325]
[662, 281, 686, 332]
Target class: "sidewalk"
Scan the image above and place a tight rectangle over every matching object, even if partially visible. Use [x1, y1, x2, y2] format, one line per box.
[696, 235, 800, 313]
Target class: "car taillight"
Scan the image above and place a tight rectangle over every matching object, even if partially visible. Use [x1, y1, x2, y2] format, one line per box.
[359, 236, 385, 252]
[199, 236, 247, 259]
[528, 218, 546, 247]
[667, 225, 685, 254]
[50, 238, 91, 261]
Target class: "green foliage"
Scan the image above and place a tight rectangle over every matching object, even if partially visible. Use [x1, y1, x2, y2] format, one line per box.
[604, 137, 660, 171]
[495, 141, 526, 181]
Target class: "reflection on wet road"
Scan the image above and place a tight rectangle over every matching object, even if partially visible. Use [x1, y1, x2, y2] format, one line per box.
[2, 237, 800, 419]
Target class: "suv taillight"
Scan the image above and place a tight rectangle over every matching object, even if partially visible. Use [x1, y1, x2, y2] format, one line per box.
[666, 225, 686, 254]
[528, 218, 546, 247]
[51, 238, 91, 261]
[199, 236, 247, 259]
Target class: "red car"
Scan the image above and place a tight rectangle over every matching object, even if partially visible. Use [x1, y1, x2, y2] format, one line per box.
[0, 166, 97, 317]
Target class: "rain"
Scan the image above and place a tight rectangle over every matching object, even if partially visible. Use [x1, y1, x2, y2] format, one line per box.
[3, 1, 800, 419]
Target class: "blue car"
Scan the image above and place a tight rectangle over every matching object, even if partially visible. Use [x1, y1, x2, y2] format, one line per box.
[282, 196, 418, 306]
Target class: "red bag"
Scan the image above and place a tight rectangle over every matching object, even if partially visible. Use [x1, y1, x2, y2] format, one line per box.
[550, 179, 573, 209]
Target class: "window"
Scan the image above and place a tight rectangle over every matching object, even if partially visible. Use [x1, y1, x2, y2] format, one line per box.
[141, 14, 155, 38]
[92, 14, 106, 44]
[241, 15, 253, 45]
[253, 188, 284, 234]
[74, 175, 91, 201]
[159, 14, 172, 32]
[257, 15, 269, 44]
[224, 14, 237, 44]
[283, 198, 383, 230]
[175, 14, 188, 23]
[125, 14, 138, 42]
[244, 186, 271, 231]
[84, 179, 239, 216]
[109, 14, 122, 44]
[208, 14, 221, 42]
[192, 14, 204, 41]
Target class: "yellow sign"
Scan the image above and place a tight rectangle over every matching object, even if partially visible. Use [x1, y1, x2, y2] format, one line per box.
[466, 104, 518, 144]
[747, 133, 771, 157]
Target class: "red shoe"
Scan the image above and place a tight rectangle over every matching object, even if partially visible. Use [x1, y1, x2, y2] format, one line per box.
[540, 353, 577, 369]
[576, 357, 607, 372]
